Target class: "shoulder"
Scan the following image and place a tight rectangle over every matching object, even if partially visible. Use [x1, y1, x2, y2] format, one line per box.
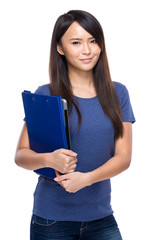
[113, 81, 126, 93]
[113, 81, 129, 100]
[113, 81, 132, 109]
[34, 84, 51, 95]
[113, 82, 135, 122]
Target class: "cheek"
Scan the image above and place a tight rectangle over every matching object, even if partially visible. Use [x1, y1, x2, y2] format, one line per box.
[63, 48, 79, 62]
[96, 46, 101, 56]
[94, 47, 101, 61]
[93, 44, 101, 55]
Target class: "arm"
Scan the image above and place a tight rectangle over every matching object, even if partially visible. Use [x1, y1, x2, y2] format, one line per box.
[14, 123, 78, 173]
[55, 122, 133, 192]
[87, 122, 132, 184]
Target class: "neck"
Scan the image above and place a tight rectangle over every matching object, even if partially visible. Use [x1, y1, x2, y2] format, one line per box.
[68, 69, 96, 98]
[68, 69, 94, 87]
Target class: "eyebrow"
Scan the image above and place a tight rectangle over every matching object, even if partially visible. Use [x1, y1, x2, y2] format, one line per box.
[69, 37, 95, 41]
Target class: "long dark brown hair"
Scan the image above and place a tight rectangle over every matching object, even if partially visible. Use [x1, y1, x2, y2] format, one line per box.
[49, 10, 123, 139]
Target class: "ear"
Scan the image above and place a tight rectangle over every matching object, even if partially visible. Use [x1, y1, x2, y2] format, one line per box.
[57, 44, 64, 55]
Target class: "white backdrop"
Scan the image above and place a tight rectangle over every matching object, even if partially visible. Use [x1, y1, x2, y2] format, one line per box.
[0, 0, 164, 239]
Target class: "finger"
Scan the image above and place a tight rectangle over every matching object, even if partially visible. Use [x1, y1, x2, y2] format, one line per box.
[68, 159, 77, 168]
[56, 180, 67, 188]
[62, 149, 77, 157]
[55, 170, 61, 178]
[67, 164, 77, 172]
[67, 158, 78, 166]
[69, 158, 78, 164]
[67, 169, 75, 173]
[54, 174, 70, 182]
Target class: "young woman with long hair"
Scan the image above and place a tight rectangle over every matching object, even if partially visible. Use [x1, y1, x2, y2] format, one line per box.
[15, 10, 135, 240]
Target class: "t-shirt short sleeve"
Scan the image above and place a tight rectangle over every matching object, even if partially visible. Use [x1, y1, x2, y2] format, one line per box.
[34, 84, 51, 95]
[114, 82, 136, 123]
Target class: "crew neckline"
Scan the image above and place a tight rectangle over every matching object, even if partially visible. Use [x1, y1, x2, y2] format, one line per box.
[73, 95, 97, 100]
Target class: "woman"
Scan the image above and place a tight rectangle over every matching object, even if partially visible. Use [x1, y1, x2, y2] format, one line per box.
[15, 10, 135, 240]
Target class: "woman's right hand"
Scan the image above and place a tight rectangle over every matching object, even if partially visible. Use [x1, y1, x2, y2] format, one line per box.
[15, 123, 78, 173]
[46, 148, 78, 174]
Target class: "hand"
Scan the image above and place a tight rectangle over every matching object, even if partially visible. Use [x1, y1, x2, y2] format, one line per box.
[46, 149, 77, 174]
[54, 171, 91, 193]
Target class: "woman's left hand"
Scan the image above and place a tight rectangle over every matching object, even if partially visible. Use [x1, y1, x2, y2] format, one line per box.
[54, 171, 91, 193]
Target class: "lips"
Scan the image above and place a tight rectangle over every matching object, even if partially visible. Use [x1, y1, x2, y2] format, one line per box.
[79, 57, 93, 63]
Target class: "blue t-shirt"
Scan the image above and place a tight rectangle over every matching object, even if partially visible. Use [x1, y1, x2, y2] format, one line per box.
[32, 81, 135, 221]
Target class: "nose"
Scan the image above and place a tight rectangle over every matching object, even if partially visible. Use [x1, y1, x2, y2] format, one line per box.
[82, 43, 91, 55]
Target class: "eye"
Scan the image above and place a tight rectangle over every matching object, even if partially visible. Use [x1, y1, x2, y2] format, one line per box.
[90, 39, 97, 43]
[72, 41, 80, 45]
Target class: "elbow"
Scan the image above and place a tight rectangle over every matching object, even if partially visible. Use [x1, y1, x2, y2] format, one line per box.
[115, 152, 132, 171]
[124, 156, 132, 170]
[14, 150, 23, 167]
[14, 152, 20, 167]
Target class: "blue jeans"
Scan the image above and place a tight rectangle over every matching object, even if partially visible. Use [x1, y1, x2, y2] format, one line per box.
[30, 214, 122, 240]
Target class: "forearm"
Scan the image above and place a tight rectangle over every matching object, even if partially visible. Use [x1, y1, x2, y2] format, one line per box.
[15, 123, 77, 173]
[15, 147, 77, 173]
[88, 154, 131, 185]
[15, 148, 49, 170]
[55, 122, 133, 193]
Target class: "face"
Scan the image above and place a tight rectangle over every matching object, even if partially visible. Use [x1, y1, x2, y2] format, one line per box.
[57, 22, 101, 74]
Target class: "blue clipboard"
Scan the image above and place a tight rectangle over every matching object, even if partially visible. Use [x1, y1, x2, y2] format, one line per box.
[22, 91, 71, 179]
